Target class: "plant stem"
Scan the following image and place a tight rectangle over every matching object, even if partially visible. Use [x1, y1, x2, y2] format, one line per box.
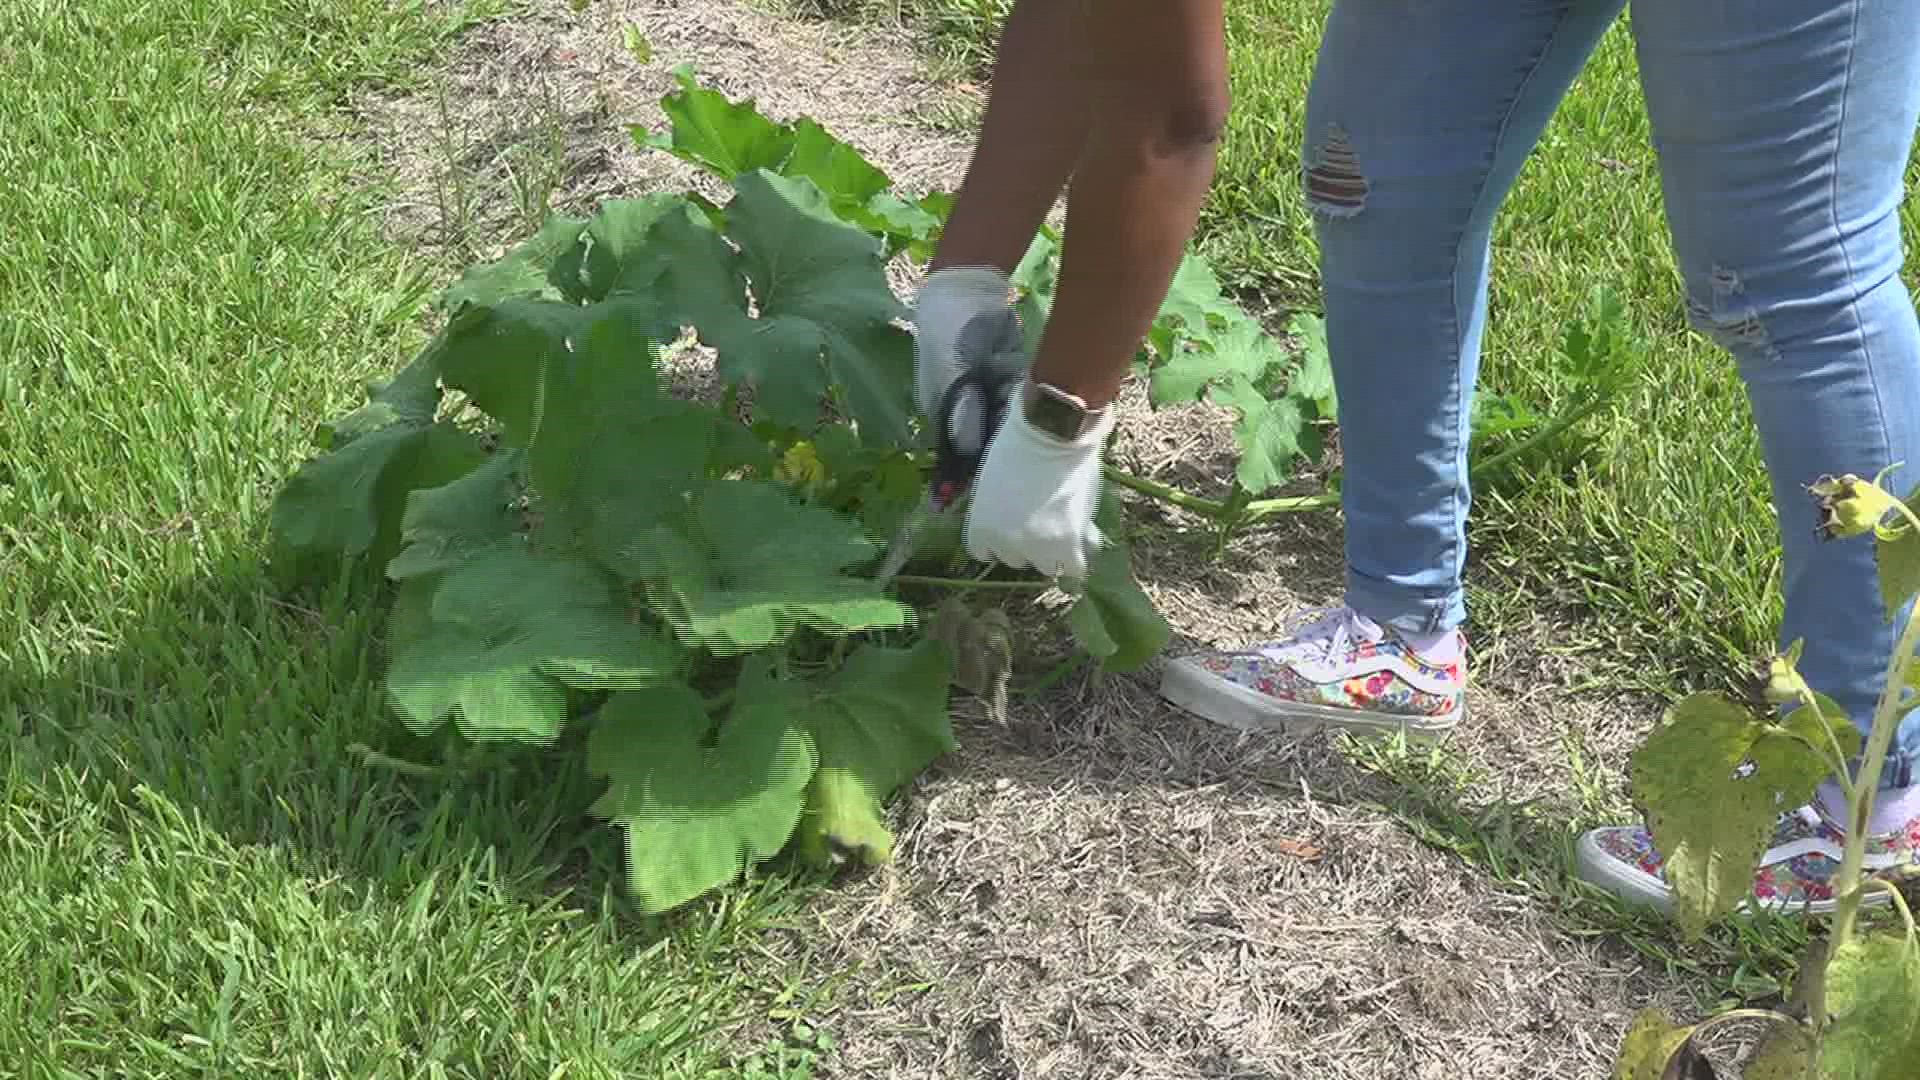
[1245, 491, 1343, 518]
[1791, 691, 1861, 803]
[1101, 465, 1228, 516]
[1017, 652, 1091, 697]
[1694, 1008, 1811, 1045]
[1470, 393, 1610, 481]
[346, 743, 443, 778]
[1101, 464, 1338, 519]
[1824, 590, 1920, 996]
[889, 573, 1053, 591]
[1104, 392, 1608, 527]
[1865, 877, 1917, 937]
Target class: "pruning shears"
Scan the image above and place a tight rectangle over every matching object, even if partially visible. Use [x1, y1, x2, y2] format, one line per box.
[876, 307, 1028, 585]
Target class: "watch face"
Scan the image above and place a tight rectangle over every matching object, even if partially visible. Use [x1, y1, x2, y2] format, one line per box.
[1027, 385, 1085, 441]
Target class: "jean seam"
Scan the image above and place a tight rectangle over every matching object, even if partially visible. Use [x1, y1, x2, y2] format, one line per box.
[1827, 5, 1889, 493]
[1431, 2, 1585, 635]
[1823, 5, 1907, 765]
[1830, 6, 1900, 558]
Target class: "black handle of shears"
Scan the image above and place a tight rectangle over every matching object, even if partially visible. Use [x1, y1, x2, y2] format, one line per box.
[931, 364, 1016, 509]
[928, 308, 1027, 511]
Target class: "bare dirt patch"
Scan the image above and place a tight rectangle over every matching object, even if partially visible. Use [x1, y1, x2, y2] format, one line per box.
[788, 509, 1700, 1079]
[348, 0, 978, 266]
[341, 2, 1736, 1076]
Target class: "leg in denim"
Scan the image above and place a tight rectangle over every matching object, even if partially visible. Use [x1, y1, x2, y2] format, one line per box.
[1631, 0, 1920, 791]
[1577, 3, 1920, 913]
[1158, 1, 1627, 740]
[1160, 0, 1920, 909]
[1305, 0, 1628, 636]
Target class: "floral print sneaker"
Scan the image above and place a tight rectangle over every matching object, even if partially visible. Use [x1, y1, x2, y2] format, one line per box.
[1157, 606, 1467, 742]
[1576, 800, 1920, 916]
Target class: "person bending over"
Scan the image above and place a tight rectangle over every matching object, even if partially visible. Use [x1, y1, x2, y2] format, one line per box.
[912, 0, 1920, 915]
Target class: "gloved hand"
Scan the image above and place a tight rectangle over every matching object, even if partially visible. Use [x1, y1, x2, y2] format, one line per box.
[912, 266, 1019, 417]
[962, 387, 1116, 583]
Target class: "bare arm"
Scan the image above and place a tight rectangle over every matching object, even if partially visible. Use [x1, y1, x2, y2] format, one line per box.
[1028, 0, 1229, 409]
[929, 0, 1096, 275]
[928, 0, 1228, 407]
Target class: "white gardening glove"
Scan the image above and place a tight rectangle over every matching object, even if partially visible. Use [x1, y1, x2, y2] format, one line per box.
[962, 388, 1117, 584]
[912, 266, 1018, 417]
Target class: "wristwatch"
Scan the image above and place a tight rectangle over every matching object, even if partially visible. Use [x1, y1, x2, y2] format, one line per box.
[1023, 379, 1110, 442]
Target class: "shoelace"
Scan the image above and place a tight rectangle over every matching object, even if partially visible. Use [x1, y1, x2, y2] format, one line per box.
[1260, 606, 1384, 666]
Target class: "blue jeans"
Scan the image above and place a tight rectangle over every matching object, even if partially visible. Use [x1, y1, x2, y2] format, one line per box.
[1305, 0, 1920, 789]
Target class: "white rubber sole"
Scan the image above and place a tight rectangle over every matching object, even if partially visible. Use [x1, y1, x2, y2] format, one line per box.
[1157, 655, 1463, 744]
[1573, 831, 1679, 915]
[1573, 829, 1896, 919]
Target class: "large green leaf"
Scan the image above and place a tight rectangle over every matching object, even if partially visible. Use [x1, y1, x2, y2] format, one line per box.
[420, 265, 779, 575]
[436, 295, 681, 449]
[1878, 481, 1920, 619]
[554, 194, 687, 303]
[1009, 227, 1062, 360]
[436, 298, 586, 447]
[386, 546, 679, 741]
[321, 339, 443, 447]
[637, 64, 798, 182]
[1209, 374, 1316, 497]
[633, 65, 934, 258]
[519, 297, 721, 556]
[1609, 1010, 1714, 1080]
[1153, 251, 1240, 336]
[438, 213, 589, 313]
[1816, 928, 1920, 1079]
[1149, 316, 1286, 408]
[806, 425, 927, 544]
[862, 192, 943, 257]
[609, 200, 747, 324]
[805, 640, 954, 796]
[696, 170, 913, 444]
[1135, 254, 1251, 392]
[592, 175, 912, 442]
[587, 665, 818, 913]
[1627, 693, 1837, 938]
[793, 640, 954, 867]
[271, 420, 487, 572]
[780, 119, 935, 252]
[274, 323, 479, 575]
[821, 319, 917, 448]
[387, 448, 524, 582]
[636, 478, 910, 654]
[1067, 538, 1172, 673]
[1288, 313, 1338, 418]
[782, 117, 889, 207]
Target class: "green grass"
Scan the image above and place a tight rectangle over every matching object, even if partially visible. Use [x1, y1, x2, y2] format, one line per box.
[0, 1, 842, 1075]
[805, 0, 1920, 701]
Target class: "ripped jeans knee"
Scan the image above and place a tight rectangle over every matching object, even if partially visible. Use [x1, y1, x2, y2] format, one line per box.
[1302, 123, 1369, 218]
[1685, 264, 1783, 364]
